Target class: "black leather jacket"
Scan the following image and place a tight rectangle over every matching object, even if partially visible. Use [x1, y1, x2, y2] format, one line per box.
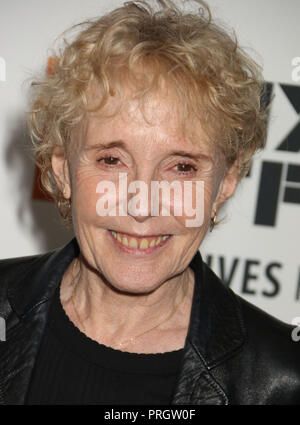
[0, 238, 299, 405]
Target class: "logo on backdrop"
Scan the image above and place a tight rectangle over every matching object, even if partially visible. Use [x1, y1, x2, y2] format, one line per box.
[252, 82, 300, 227]
[206, 79, 300, 303]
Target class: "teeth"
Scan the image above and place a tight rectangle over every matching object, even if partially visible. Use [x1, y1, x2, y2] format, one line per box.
[149, 239, 156, 248]
[122, 236, 128, 246]
[156, 236, 162, 245]
[139, 239, 149, 249]
[129, 238, 138, 248]
[110, 231, 169, 250]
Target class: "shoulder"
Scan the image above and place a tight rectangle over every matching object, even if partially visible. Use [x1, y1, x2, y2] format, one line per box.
[235, 295, 300, 403]
[0, 251, 53, 286]
[0, 253, 44, 276]
[0, 239, 78, 320]
[198, 260, 300, 403]
[228, 291, 300, 403]
[0, 252, 51, 310]
[201, 259, 299, 359]
[237, 293, 300, 363]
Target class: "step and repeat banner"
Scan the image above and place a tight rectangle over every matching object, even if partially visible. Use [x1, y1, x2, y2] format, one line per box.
[0, 0, 299, 324]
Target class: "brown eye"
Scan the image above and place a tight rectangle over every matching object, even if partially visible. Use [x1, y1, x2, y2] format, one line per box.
[102, 156, 120, 165]
[175, 163, 196, 173]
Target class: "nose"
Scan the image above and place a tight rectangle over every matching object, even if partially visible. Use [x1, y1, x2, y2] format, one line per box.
[127, 167, 158, 223]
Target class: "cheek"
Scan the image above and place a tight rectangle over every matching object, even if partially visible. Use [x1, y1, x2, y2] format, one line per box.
[180, 184, 216, 244]
[72, 170, 102, 223]
[202, 183, 216, 217]
[170, 180, 215, 230]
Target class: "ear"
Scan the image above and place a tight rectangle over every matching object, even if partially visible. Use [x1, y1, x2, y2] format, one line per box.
[51, 147, 71, 199]
[212, 161, 240, 216]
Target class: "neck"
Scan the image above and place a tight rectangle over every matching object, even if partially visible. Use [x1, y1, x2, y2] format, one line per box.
[60, 256, 195, 352]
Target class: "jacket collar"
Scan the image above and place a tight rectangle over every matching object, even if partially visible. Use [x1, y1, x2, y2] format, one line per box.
[170, 251, 245, 404]
[0, 240, 79, 404]
[188, 252, 245, 369]
[7, 239, 79, 321]
[2, 238, 245, 404]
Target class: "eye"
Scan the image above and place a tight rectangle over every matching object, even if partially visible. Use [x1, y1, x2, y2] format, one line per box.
[98, 156, 121, 166]
[174, 162, 197, 174]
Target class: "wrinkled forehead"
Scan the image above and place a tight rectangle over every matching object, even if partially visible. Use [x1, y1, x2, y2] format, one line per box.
[81, 79, 215, 156]
[89, 94, 182, 137]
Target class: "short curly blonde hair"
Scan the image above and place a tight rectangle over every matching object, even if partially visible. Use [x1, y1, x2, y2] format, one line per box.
[28, 0, 268, 221]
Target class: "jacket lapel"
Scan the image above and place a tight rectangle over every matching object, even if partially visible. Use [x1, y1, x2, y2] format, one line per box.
[171, 251, 245, 405]
[0, 302, 51, 404]
[0, 240, 78, 405]
[171, 341, 228, 405]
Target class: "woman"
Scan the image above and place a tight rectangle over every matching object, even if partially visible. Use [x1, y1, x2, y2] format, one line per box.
[0, 0, 299, 405]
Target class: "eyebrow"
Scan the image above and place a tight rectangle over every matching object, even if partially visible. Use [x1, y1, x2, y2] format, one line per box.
[169, 150, 211, 162]
[86, 140, 211, 161]
[86, 141, 127, 151]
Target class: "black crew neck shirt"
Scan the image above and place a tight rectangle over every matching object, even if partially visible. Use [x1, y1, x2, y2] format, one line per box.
[26, 285, 184, 405]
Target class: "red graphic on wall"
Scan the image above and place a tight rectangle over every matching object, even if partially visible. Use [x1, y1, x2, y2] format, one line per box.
[32, 166, 53, 201]
[32, 57, 59, 202]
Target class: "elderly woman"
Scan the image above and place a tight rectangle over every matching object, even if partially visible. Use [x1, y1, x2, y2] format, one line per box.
[0, 0, 299, 406]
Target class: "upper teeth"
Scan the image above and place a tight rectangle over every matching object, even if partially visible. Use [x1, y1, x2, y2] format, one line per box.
[110, 231, 169, 249]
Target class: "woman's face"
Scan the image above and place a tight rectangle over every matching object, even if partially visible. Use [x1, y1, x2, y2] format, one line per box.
[53, 91, 238, 294]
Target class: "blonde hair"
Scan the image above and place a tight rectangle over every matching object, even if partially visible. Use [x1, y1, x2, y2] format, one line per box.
[28, 0, 268, 220]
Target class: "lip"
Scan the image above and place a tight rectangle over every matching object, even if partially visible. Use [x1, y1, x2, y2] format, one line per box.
[110, 230, 169, 239]
[107, 230, 173, 256]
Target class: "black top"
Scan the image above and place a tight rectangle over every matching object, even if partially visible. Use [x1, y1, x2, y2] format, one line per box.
[26, 285, 184, 405]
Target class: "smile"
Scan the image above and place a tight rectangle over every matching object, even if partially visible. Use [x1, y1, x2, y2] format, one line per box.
[108, 230, 172, 251]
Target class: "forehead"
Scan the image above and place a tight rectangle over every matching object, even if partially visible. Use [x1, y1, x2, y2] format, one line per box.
[84, 90, 213, 156]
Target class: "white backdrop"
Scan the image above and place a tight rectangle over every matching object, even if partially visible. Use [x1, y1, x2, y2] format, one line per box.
[0, 0, 299, 324]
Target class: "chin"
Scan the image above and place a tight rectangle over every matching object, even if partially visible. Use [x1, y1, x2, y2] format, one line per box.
[102, 269, 166, 295]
